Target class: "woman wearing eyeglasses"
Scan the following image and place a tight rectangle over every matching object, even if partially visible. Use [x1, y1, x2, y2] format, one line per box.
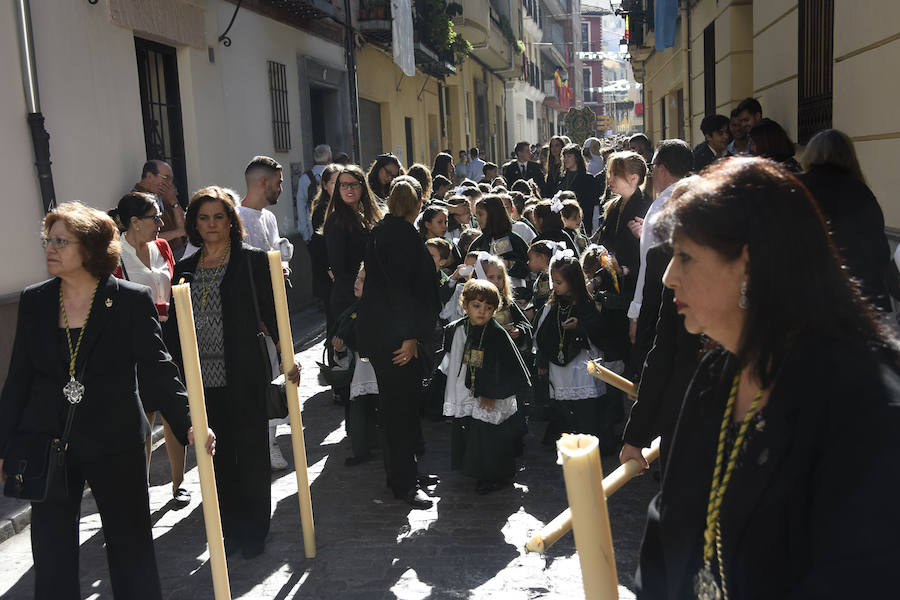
[366, 153, 404, 208]
[0, 202, 213, 599]
[110, 192, 188, 504]
[325, 166, 385, 332]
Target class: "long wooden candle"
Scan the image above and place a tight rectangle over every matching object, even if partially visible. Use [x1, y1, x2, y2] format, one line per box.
[558, 434, 618, 600]
[267, 251, 316, 558]
[525, 436, 661, 554]
[171, 283, 231, 600]
[586, 360, 637, 397]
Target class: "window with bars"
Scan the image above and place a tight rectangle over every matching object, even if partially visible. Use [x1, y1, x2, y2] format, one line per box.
[268, 61, 291, 152]
[703, 22, 716, 116]
[798, 0, 834, 144]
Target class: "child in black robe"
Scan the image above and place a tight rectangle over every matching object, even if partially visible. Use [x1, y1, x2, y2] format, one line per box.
[439, 279, 530, 493]
[533, 254, 617, 454]
[332, 265, 379, 465]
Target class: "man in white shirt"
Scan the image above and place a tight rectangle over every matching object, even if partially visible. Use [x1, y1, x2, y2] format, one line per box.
[240, 156, 294, 470]
[296, 144, 332, 241]
[627, 140, 694, 343]
[466, 147, 486, 182]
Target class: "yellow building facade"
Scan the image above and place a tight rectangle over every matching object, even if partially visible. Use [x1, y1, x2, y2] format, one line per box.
[356, 44, 509, 170]
[626, 0, 900, 230]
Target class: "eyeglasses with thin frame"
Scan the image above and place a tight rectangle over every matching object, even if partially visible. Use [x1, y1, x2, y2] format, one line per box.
[41, 237, 79, 250]
[137, 213, 164, 224]
[339, 181, 362, 190]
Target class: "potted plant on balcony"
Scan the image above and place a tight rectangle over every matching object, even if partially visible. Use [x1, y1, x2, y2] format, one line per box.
[420, 0, 471, 65]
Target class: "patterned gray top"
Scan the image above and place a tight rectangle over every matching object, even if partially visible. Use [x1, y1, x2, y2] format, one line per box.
[192, 262, 228, 388]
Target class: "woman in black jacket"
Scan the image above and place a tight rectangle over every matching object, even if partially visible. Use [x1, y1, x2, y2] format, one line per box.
[560, 142, 598, 235]
[165, 187, 298, 559]
[598, 151, 652, 303]
[356, 176, 440, 509]
[634, 158, 900, 599]
[324, 165, 384, 323]
[0, 202, 213, 600]
[798, 128, 892, 313]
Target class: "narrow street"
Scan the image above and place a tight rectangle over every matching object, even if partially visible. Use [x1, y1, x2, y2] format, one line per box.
[0, 320, 658, 600]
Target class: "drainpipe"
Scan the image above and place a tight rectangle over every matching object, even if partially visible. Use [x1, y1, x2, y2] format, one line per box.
[681, 0, 692, 143]
[15, 0, 55, 214]
[344, 0, 361, 164]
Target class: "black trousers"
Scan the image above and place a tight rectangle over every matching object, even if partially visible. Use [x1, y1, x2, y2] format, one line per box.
[31, 444, 162, 600]
[205, 386, 270, 546]
[369, 352, 422, 496]
[346, 393, 379, 458]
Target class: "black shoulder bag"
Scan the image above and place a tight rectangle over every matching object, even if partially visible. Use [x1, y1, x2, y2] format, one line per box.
[246, 254, 289, 419]
[3, 363, 85, 502]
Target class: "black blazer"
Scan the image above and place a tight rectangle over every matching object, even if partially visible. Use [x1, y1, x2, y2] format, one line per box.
[324, 219, 370, 317]
[561, 170, 599, 235]
[542, 161, 565, 198]
[636, 337, 900, 598]
[624, 245, 702, 455]
[356, 214, 440, 356]
[692, 141, 716, 173]
[0, 276, 190, 461]
[798, 167, 892, 312]
[502, 160, 546, 189]
[597, 187, 652, 300]
[165, 245, 277, 403]
[633, 244, 672, 370]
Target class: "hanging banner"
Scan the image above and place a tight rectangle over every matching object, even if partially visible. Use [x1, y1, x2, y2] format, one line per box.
[392, 0, 416, 76]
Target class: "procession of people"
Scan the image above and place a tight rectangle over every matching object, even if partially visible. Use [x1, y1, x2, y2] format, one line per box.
[2, 95, 899, 599]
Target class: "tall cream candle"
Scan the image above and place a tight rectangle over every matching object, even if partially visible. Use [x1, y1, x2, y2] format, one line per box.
[171, 283, 232, 600]
[267, 251, 316, 558]
[558, 434, 618, 600]
[525, 436, 661, 554]
[586, 360, 638, 397]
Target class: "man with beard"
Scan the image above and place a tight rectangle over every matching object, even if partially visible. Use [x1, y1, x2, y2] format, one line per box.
[237, 155, 294, 470]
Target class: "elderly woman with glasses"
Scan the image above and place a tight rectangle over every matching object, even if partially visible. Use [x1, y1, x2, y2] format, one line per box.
[110, 191, 190, 504]
[0, 202, 213, 599]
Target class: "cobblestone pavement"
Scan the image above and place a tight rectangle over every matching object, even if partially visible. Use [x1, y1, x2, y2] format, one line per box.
[0, 330, 658, 599]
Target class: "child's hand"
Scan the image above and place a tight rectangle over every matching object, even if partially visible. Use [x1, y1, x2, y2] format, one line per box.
[561, 317, 579, 330]
[478, 397, 495, 411]
[507, 326, 521, 339]
[332, 336, 345, 352]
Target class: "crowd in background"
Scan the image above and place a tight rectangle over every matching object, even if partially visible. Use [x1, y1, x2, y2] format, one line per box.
[2, 94, 899, 599]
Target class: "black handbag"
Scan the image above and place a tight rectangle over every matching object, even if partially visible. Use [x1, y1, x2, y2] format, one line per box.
[3, 393, 77, 503]
[316, 345, 355, 388]
[246, 254, 289, 420]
